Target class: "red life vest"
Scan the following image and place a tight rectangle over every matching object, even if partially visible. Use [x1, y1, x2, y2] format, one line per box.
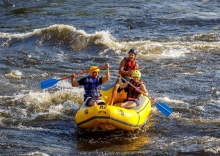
[127, 79, 143, 99]
[123, 57, 136, 71]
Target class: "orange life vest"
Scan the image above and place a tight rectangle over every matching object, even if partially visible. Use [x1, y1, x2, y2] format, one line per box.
[123, 57, 137, 71]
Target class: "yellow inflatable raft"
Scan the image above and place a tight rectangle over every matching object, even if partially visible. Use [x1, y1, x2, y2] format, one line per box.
[75, 85, 152, 131]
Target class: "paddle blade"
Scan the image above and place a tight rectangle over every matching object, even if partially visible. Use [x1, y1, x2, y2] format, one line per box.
[40, 78, 59, 89]
[156, 102, 173, 117]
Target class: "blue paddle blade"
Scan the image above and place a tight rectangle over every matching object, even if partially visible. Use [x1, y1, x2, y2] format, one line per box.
[156, 102, 173, 117]
[40, 78, 59, 89]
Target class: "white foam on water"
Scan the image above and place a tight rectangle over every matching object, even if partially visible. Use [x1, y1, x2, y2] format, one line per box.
[18, 151, 50, 156]
[4, 69, 23, 79]
[156, 136, 220, 154]
[158, 96, 189, 107]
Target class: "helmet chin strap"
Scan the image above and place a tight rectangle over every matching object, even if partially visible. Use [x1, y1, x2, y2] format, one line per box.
[91, 72, 99, 77]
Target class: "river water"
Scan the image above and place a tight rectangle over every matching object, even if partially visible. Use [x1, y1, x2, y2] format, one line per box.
[0, 0, 219, 155]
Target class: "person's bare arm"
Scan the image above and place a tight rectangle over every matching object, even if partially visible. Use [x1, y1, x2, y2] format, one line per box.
[135, 63, 139, 70]
[71, 74, 80, 87]
[102, 63, 110, 83]
[118, 59, 130, 76]
[140, 83, 148, 96]
[117, 74, 128, 88]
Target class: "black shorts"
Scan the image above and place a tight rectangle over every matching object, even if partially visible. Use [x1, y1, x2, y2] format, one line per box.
[84, 97, 105, 106]
[117, 87, 128, 93]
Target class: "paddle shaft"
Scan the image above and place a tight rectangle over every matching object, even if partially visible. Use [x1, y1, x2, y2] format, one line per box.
[40, 65, 107, 89]
[60, 65, 106, 81]
[120, 76, 147, 95]
[121, 76, 173, 116]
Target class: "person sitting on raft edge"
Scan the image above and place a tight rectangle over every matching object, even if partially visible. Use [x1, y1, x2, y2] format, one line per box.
[71, 63, 110, 106]
[110, 49, 139, 105]
[117, 70, 148, 109]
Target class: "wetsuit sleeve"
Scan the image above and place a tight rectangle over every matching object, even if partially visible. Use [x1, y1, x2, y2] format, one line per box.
[77, 77, 86, 85]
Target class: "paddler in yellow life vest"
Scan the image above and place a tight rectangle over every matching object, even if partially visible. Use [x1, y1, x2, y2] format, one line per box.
[71, 63, 110, 106]
[117, 70, 148, 109]
[110, 49, 139, 105]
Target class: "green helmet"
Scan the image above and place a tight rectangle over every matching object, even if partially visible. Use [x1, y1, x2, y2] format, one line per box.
[132, 70, 141, 78]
